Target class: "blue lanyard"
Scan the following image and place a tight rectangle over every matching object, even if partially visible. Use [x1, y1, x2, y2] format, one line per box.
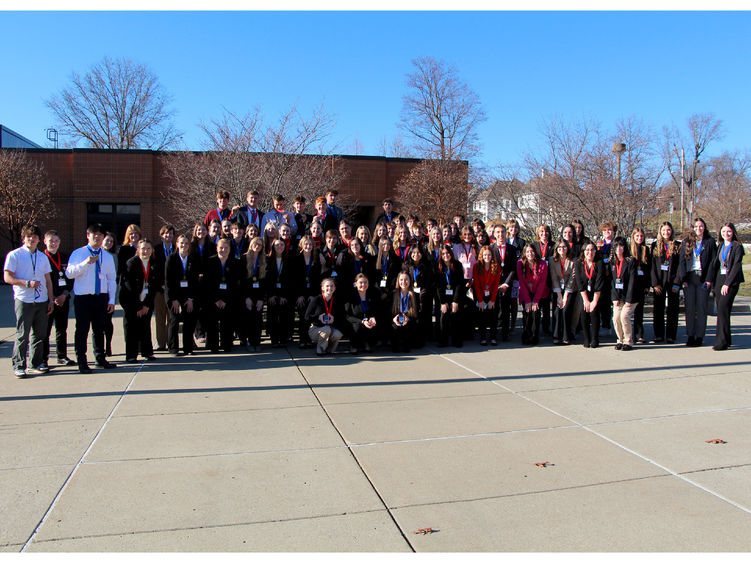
[721, 242, 731, 263]
[413, 267, 419, 283]
[400, 293, 409, 312]
[382, 258, 389, 276]
[359, 295, 368, 315]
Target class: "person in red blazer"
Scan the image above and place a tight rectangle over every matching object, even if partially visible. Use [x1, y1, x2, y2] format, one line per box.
[517, 244, 549, 345]
[472, 246, 502, 345]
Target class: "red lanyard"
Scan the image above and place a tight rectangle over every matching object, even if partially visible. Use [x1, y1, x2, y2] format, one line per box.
[540, 240, 548, 258]
[584, 262, 594, 280]
[560, 259, 565, 279]
[44, 250, 61, 271]
[499, 244, 506, 262]
[615, 257, 623, 279]
[322, 295, 333, 317]
[141, 259, 150, 281]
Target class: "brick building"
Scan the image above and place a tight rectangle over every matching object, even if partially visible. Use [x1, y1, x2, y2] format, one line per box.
[1, 148, 459, 255]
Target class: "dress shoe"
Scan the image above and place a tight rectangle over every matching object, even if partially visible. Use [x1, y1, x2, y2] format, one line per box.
[622, 344, 633, 351]
[96, 360, 117, 369]
[79, 365, 93, 374]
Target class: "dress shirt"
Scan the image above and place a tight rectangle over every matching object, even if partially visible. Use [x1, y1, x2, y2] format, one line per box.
[66, 245, 118, 305]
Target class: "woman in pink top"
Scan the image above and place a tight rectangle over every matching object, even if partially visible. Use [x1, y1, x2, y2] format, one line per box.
[517, 244, 549, 345]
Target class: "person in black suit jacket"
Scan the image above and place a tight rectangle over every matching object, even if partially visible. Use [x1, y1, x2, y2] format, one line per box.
[265, 239, 294, 346]
[120, 239, 161, 361]
[650, 221, 682, 343]
[165, 235, 201, 355]
[230, 189, 265, 231]
[203, 238, 244, 353]
[575, 242, 606, 349]
[343, 274, 379, 353]
[152, 224, 176, 350]
[678, 217, 718, 347]
[709, 223, 746, 350]
[490, 224, 518, 341]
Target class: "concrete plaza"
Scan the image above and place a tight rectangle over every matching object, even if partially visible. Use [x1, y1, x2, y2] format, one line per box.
[1, 285, 751, 552]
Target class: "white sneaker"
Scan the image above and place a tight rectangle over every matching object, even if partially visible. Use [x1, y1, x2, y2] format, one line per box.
[26, 367, 46, 375]
[14, 368, 26, 378]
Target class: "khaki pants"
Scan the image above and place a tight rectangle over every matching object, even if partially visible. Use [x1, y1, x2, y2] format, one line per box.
[308, 325, 342, 354]
[612, 301, 637, 345]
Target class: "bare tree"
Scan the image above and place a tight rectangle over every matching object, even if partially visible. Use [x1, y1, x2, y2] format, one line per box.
[376, 135, 414, 158]
[46, 56, 181, 149]
[0, 150, 58, 246]
[696, 151, 751, 229]
[160, 105, 347, 232]
[662, 113, 724, 229]
[395, 159, 469, 223]
[399, 56, 487, 161]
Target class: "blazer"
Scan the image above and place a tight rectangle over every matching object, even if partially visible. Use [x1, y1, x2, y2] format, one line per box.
[230, 206, 265, 230]
[265, 255, 293, 299]
[152, 242, 175, 291]
[407, 260, 435, 299]
[679, 236, 718, 284]
[650, 241, 681, 290]
[490, 242, 518, 287]
[472, 262, 502, 304]
[435, 262, 464, 305]
[203, 256, 244, 305]
[344, 288, 380, 324]
[305, 293, 345, 328]
[610, 256, 637, 303]
[517, 260, 549, 305]
[164, 252, 201, 305]
[708, 241, 745, 288]
[549, 257, 576, 295]
[291, 252, 321, 299]
[120, 256, 160, 312]
[575, 259, 606, 299]
[630, 245, 652, 294]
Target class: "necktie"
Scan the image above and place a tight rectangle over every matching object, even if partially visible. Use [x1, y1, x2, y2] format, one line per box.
[92, 248, 102, 295]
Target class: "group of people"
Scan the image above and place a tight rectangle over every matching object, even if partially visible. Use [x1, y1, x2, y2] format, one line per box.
[4, 188, 746, 378]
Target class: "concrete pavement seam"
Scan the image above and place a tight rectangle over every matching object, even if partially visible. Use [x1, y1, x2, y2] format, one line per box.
[286, 349, 417, 553]
[434, 351, 751, 518]
[19, 361, 146, 552]
[23, 507, 393, 545]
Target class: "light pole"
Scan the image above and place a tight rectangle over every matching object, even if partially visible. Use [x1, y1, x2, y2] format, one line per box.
[612, 142, 627, 224]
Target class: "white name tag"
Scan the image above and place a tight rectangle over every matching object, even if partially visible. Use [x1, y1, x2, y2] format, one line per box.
[637, 269, 644, 276]
[661, 264, 669, 271]
[380, 280, 387, 288]
[414, 286, 421, 294]
[252, 282, 260, 289]
[276, 282, 282, 289]
[445, 289, 454, 296]
[58, 279, 67, 287]
[720, 267, 728, 275]
[615, 282, 624, 290]
[180, 280, 189, 288]
[484, 290, 490, 297]
[219, 283, 227, 290]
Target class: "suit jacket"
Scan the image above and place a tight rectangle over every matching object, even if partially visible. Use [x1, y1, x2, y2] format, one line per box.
[610, 257, 637, 303]
[165, 252, 201, 305]
[517, 260, 549, 305]
[490, 242, 518, 287]
[678, 236, 718, 284]
[231, 206, 265, 230]
[152, 242, 174, 291]
[203, 256, 244, 305]
[120, 256, 160, 312]
[709, 241, 745, 287]
[575, 259, 606, 299]
[650, 241, 681, 289]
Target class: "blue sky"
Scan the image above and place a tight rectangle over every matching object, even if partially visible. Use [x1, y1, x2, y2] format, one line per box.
[2, 10, 749, 170]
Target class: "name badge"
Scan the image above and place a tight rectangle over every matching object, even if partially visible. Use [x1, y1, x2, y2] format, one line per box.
[140, 290, 148, 301]
[331, 270, 338, 277]
[661, 264, 669, 271]
[306, 282, 311, 288]
[720, 267, 728, 275]
[560, 281, 565, 290]
[58, 279, 67, 287]
[252, 282, 260, 289]
[637, 269, 644, 276]
[414, 286, 421, 294]
[603, 257, 609, 263]
[219, 283, 227, 290]
[380, 279, 387, 288]
[587, 284, 592, 292]
[276, 282, 282, 289]
[445, 289, 454, 296]
[180, 280, 189, 288]
[615, 282, 624, 290]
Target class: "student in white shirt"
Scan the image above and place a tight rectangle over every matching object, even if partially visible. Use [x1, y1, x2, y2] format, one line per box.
[3, 224, 54, 378]
[65, 223, 118, 373]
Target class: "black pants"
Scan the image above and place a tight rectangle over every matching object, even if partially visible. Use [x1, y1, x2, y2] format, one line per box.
[715, 284, 739, 349]
[539, 294, 552, 334]
[391, 322, 415, 352]
[552, 292, 575, 342]
[168, 304, 197, 354]
[124, 307, 154, 360]
[477, 302, 499, 340]
[74, 294, 109, 366]
[347, 320, 378, 350]
[633, 292, 646, 341]
[44, 298, 70, 362]
[580, 303, 601, 347]
[522, 308, 540, 345]
[653, 288, 679, 341]
[438, 308, 463, 347]
[207, 303, 234, 352]
[267, 297, 292, 345]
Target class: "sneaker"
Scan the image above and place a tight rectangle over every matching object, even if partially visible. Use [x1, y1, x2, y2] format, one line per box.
[26, 366, 47, 375]
[58, 357, 77, 366]
[37, 363, 50, 372]
[14, 368, 26, 378]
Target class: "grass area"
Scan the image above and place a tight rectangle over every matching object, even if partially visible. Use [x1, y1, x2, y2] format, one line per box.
[744, 253, 751, 266]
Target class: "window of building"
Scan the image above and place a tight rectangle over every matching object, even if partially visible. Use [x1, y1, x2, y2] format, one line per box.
[86, 203, 141, 243]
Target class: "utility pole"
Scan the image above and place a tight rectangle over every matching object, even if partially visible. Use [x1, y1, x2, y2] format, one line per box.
[680, 147, 685, 232]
